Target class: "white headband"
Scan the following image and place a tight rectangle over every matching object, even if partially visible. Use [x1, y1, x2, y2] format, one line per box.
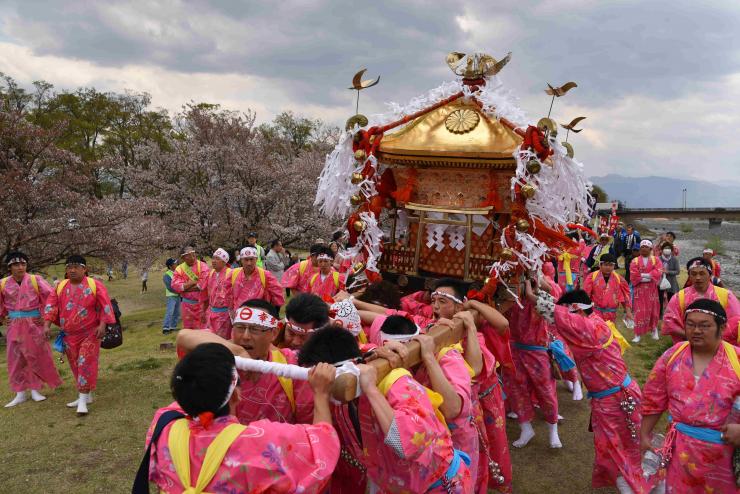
[316, 253, 333, 261]
[640, 240, 653, 248]
[7, 257, 26, 266]
[219, 367, 239, 410]
[685, 308, 727, 322]
[232, 307, 278, 328]
[688, 259, 712, 272]
[568, 302, 593, 313]
[431, 290, 465, 305]
[239, 247, 258, 259]
[703, 249, 714, 255]
[380, 326, 420, 343]
[212, 248, 229, 263]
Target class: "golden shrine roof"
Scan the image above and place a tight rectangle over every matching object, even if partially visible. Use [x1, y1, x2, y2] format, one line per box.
[376, 99, 522, 169]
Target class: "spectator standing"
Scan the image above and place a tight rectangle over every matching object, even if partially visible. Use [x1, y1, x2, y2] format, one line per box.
[141, 267, 148, 293]
[121, 260, 128, 279]
[107, 264, 113, 282]
[245, 232, 266, 268]
[621, 225, 641, 284]
[162, 258, 181, 334]
[265, 240, 289, 283]
[612, 222, 626, 268]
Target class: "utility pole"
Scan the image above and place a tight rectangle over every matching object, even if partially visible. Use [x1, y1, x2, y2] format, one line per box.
[682, 188, 687, 210]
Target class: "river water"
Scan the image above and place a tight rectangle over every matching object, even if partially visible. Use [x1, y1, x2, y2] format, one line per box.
[638, 219, 739, 290]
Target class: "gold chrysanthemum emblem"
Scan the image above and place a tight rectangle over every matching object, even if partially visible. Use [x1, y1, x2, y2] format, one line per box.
[445, 109, 480, 134]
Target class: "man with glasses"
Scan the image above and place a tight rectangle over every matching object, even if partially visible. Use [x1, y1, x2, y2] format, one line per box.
[582, 254, 633, 324]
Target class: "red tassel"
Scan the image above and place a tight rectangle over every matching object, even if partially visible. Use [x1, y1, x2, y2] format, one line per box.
[198, 411, 215, 429]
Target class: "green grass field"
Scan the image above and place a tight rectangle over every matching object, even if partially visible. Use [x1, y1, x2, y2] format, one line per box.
[0, 267, 674, 493]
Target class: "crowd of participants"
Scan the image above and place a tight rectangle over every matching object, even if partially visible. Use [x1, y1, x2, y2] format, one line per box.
[2, 224, 740, 493]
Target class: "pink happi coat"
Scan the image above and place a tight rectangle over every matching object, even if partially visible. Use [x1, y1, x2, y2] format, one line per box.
[470, 333, 495, 493]
[556, 240, 589, 292]
[400, 291, 434, 320]
[630, 255, 663, 336]
[231, 267, 285, 309]
[307, 269, 344, 299]
[281, 259, 317, 293]
[507, 298, 559, 425]
[583, 270, 632, 322]
[0, 274, 61, 392]
[171, 260, 210, 329]
[332, 373, 472, 494]
[548, 305, 650, 493]
[147, 403, 339, 494]
[415, 347, 479, 489]
[642, 342, 740, 493]
[235, 347, 313, 425]
[663, 284, 740, 344]
[43, 277, 116, 393]
[476, 325, 512, 493]
[202, 267, 234, 340]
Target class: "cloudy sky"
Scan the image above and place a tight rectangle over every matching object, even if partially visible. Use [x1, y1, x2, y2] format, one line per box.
[2, 0, 740, 183]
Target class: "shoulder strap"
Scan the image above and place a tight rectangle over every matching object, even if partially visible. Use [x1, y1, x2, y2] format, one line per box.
[651, 256, 656, 266]
[56, 279, 70, 296]
[678, 289, 686, 314]
[270, 349, 295, 413]
[0, 277, 7, 293]
[309, 273, 318, 288]
[722, 342, 740, 381]
[667, 342, 691, 366]
[194, 423, 246, 493]
[613, 272, 621, 284]
[715, 287, 729, 308]
[591, 271, 598, 282]
[230, 267, 243, 285]
[131, 410, 185, 494]
[332, 271, 340, 289]
[168, 419, 193, 491]
[86, 277, 97, 297]
[30, 275, 39, 294]
[257, 267, 266, 289]
[378, 368, 446, 426]
[299, 260, 308, 276]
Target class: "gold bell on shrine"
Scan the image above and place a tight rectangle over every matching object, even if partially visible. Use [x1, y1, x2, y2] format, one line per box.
[526, 158, 541, 174]
[354, 150, 367, 162]
[521, 184, 537, 199]
[351, 172, 364, 184]
[516, 219, 530, 232]
[500, 248, 515, 261]
[350, 194, 364, 206]
[353, 220, 366, 232]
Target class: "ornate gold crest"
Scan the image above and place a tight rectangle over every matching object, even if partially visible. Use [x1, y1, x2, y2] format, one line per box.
[444, 109, 480, 134]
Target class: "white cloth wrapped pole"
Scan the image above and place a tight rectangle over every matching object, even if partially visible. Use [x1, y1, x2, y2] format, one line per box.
[234, 356, 310, 380]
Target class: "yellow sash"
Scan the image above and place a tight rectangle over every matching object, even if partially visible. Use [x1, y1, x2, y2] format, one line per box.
[1, 274, 39, 294]
[55, 277, 96, 297]
[437, 343, 476, 378]
[667, 341, 740, 380]
[230, 267, 266, 289]
[558, 252, 574, 287]
[168, 418, 246, 494]
[604, 321, 631, 355]
[377, 368, 446, 425]
[678, 287, 729, 314]
[270, 349, 295, 413]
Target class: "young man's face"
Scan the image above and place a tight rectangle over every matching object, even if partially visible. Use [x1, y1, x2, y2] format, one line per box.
[247, 237, 257, 246]
[432, 286, 461, 320]
[685, 312, 721, 351]
[318, 258, 333, 273]
[284, 319, 319, 349]
[688, 267, 710, 290]
[639, 246, 651, 257]
[231, 323, 276, 360]
[600, 261, 615, 276]
[703, 253, 713, 262]
[9, 261, 27, 278]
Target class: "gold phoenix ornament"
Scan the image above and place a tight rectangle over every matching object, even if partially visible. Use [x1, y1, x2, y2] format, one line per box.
[544, 81, 578, 118]
[446, 51, 512, 79]
[561, 116, 586, 142]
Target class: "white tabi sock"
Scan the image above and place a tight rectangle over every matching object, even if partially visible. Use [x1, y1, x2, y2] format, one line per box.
[76, 393, 90, 415]
[67, 391, 93, 408]
[547, 422, 562, 448]
[30, 390, 46, 402]
[572, 380, 584, 401]
[506, 411, 518, 419]
[565, 380, 574, 392]
[512, 421, 535, 448]
[615, 476, 635, 494]
[651, 328, 660, 340]
[4, 391, 28, 408]
[631, 335, 641, 343]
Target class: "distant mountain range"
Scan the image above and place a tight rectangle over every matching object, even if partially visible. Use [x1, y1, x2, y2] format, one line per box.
[590, 174, 740, 208]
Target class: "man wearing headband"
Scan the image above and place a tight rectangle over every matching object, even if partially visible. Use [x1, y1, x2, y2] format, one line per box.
[161, 258, 180, 335]
[43, 255, 116, 415]
[629, 239, 663, 343]
[280, 243, 322, 294]
[201, 248, 234, 339]
[641, 299, 740, 493]
[230, 245, 284, 310]
[702, 248, 722, 286]
[298, 327, 473, 493]
[144, 342, 339, 493]
[662, 256, 740, 344]
[524, 283, 648, 494]
[171, 246, 210, 330]
[177, 299, 314, 426]
[583, 253, 633, 324]
[307, 245, 343, 298]
[1, 252, 61, 407]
